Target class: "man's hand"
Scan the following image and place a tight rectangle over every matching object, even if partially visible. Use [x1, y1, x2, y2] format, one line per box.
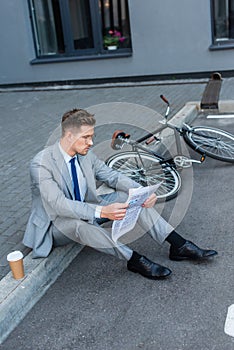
[142, 193, 157, 208]
[100, 202, 128, 221]
[100, 193, 157, 220]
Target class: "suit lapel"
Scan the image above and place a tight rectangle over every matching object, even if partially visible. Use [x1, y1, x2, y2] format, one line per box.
[78, 154, 97, 202]
[51, 145, 98, 203]
[52, 143, 74, 199]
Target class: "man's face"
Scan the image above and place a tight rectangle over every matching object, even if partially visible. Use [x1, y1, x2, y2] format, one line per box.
[69, 125, 95, 156]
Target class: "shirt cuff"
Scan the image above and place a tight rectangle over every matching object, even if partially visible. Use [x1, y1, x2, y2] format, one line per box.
[95, 205, 103, 218]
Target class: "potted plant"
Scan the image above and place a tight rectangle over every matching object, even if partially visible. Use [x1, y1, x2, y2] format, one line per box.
[103, 30, 126, 50]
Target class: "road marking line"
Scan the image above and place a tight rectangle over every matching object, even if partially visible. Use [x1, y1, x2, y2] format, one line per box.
[207, 114, 234, 119]
[224, 304, 234, 338]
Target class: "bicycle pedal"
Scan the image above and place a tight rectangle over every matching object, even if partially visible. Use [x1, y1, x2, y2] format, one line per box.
[173, 156, 192, 168]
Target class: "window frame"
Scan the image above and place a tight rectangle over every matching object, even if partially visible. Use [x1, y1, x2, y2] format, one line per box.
[210, 0, 234, 50]
[28, 0, 132, 62]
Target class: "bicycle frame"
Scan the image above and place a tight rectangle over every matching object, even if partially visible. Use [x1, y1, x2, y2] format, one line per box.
[113, 95, 205, 166]
[122, 138, 166, 165]
[108, 95, 233, 202]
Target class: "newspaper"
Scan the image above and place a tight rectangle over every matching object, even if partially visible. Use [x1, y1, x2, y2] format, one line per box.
[111, 183, 162, 242]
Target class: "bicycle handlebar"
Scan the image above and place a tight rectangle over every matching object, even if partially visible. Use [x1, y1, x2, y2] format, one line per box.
[160, 94, 170, 119]
[145, 135, 156, 145]
[160, 94, 170, 105]
[111, 95, 172, 149]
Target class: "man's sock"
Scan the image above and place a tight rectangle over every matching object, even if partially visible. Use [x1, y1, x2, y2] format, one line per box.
[165, 231, 186, 249]
[128, 251, 142, 263]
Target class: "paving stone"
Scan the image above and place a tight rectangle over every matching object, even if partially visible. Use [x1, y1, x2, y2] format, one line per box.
[2, 224, 20, 237]
[0, 242, 15, 258]
[5, 231, 23, 245]
[0, 218, 14, 232]
[0, 236, 8, 245]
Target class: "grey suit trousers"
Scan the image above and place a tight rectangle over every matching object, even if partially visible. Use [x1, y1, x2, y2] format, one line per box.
[52, 191, 174, 261]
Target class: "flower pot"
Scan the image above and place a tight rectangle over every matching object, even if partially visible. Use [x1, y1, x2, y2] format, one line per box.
[107, 45, 117, 50]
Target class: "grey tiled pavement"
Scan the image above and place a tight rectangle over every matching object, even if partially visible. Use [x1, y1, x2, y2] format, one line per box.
[0, 76, 234, 280]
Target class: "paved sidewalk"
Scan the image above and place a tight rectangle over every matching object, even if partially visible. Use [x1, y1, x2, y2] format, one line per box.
[0, 77, 211, 281]
[0, 77, 234, 345]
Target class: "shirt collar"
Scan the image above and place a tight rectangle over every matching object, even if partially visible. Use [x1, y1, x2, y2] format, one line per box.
[58, 141, 74, 164]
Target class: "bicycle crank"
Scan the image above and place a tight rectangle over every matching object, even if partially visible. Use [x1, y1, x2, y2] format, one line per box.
[174, 154, 206, 168]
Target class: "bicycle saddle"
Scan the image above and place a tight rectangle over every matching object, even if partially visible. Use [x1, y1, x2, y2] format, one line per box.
[111, 130, 130, 150]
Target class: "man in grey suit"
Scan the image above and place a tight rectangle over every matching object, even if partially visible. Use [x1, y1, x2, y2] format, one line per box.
[23, 109, 217, 280]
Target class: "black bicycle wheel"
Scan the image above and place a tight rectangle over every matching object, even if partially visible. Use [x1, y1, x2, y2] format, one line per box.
[183, 126, 234, 163]
[106, 151, 181, 202]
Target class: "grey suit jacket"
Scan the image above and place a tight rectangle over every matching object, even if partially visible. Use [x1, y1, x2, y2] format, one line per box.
[23, 142, 137, 258]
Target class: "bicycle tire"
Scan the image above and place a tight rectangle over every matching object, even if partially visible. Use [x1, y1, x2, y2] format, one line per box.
[106, 151, 181, 202]
[183, 126, 234, 163]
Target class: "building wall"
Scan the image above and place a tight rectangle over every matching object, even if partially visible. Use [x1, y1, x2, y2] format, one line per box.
[1, 0, 234, 85]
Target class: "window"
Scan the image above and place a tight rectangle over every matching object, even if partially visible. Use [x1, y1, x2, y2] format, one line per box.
[211, 0, 234, 48]
[28, 0, 132, 60]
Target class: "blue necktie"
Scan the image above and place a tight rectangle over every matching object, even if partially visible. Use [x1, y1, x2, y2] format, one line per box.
[70, 157, 81, 201]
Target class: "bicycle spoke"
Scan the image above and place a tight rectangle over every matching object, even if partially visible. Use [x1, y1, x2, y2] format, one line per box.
[193, 133, 234, 157]
[106, 152, 181, 201]
[184, 127, 234, 163]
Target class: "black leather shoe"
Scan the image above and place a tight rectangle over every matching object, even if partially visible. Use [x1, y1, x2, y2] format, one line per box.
[169, 240, 218, 261]
[127, 256, 172, 279]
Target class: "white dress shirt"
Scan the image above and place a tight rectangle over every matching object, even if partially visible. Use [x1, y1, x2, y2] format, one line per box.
[59, 142, 102, 218]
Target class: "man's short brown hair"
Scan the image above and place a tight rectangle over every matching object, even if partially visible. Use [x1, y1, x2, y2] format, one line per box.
[61, 109, 95, 136]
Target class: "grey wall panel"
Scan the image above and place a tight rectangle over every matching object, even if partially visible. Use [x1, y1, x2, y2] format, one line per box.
[0, 0, 234, 85]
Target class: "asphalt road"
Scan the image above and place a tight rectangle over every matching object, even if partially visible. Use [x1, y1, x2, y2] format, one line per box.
[1, 113, 234, 350]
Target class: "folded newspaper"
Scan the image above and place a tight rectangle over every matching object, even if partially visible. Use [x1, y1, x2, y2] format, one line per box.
[112, 183, 162, 242]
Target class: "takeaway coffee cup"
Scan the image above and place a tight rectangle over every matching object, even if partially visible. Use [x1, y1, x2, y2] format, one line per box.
[7, 251, 25, 280]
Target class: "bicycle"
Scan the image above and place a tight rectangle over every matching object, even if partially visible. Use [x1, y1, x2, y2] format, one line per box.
[105, 95, 234, 202]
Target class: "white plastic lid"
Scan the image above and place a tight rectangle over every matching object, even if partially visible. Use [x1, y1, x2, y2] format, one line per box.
[7, 250, 24, 262]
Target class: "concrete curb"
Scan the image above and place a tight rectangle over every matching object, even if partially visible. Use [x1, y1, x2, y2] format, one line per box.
[0, 78, 208, 93]
[0, 243, 84, 344]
